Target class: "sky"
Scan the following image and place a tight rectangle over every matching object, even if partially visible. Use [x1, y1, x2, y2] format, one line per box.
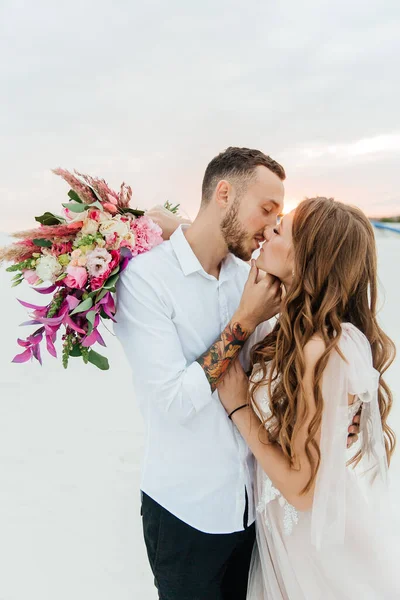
[1, 0, 399, 232]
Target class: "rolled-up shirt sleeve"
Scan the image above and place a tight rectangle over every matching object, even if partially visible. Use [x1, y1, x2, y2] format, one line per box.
[114, 264, 213, 425]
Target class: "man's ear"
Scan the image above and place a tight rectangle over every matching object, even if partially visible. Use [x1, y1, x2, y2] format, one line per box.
[214, 180, 231, 209]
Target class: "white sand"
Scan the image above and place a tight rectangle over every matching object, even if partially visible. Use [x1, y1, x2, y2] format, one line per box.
[0, 233, 399, 599]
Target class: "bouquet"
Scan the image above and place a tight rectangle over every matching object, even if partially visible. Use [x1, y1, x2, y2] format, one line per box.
[0, 169, 178, 370]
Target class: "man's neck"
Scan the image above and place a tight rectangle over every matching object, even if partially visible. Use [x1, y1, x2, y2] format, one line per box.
[184, 212, 228, 279]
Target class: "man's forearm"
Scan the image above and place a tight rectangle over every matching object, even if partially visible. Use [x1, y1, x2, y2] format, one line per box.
[196, 318, 252, 392]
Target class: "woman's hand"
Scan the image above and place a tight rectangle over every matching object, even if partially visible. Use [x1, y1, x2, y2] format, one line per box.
[347, 409, 361, 448]
[234, 261, 282, 331]
[217, 359, 250, 415]
[146, 205, 192, 240]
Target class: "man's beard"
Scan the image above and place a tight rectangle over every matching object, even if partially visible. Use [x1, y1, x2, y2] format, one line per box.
[220, 200, 252, 261]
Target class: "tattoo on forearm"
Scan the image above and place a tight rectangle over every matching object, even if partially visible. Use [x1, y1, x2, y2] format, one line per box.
[197, 321, 250, 392]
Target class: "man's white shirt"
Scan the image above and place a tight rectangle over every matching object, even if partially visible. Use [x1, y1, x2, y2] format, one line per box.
[114, 225, 271, 534]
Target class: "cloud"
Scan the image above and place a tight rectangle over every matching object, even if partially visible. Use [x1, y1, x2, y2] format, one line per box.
[282, 133, 400, 165]
[1, 0, 399, 230]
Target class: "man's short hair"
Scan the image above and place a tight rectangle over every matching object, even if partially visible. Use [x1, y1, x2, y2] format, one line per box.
[201, 147, 286, 205]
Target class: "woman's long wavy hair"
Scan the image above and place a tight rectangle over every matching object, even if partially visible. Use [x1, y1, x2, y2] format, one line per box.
[251, 197, 396, 494]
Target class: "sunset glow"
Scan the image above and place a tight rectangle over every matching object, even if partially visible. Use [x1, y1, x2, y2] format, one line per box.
[281, 199, 300, 215]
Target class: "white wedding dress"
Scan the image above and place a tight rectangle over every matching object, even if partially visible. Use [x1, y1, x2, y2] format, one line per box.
[247, 323, 400, 599]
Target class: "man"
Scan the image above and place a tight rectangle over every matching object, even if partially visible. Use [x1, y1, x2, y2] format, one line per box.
[115, 147, 359, 599]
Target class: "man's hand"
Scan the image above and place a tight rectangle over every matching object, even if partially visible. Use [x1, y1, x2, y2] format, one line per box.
[235, 260, 282, 330]
[347, 408, 361, 449]
[146, 205, 191, 240]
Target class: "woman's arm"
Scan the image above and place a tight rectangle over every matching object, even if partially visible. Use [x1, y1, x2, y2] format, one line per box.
[219, 341, 360, 511]
[229, 402, 317, 512]
[218, 339, 326, 512]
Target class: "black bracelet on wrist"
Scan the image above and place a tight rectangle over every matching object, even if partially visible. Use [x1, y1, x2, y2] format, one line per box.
[228, 404, 249, 420]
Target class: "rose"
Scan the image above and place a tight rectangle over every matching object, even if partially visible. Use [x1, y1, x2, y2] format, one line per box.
[35, 255, 63, 283]
[120, 231, 136, 249]
[80, 217, 99, 236]
[105, 232, 119, 249]
[63, 265, 88, 289]
[88, 210, 101, 221]
[99, 217, 130, 239]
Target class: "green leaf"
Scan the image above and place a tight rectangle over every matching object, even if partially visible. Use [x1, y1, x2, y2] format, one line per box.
[69, 297, 93, 315]
[11, 279, 23, 287]
[68, 190, 83, 203]
[33, 238, 53, 248]
[84, 183, 103, 203]
[55, 272, 67, 282]
[164, 201, 180, 214]
[35, 211, 66, 226]
[62, 202, 90, 213]
[88, 349, 109, 370]
[86, 310, 97, 334]
[89, 200, 104, 211]
[109, 266, 120, 277]
[103, 273, 119, 290]
[120, 207, 145, 217]
[95, 288, 109, 303]
[69, 345, 82, 357]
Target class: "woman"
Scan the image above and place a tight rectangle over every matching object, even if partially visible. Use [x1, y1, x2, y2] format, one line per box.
[218, 197, 399, 599]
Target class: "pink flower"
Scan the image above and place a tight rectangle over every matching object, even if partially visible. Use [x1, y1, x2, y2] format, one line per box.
[118, 182, 132, 208]
[130, 216, 163, 257]
[73, 171, 119, 206]
[64, 265, 88, 289]
[52, 168, 97, 205]
[23, 270, 40, 285]
[51, 240, 73, 256]
[13, 223, 81, 240]
[90, 250, 120, 290]
[88, 209, 101, 221]
[67, 221, 84, 231]
[105, 232, 119, 249]
[120, 232, 136, 250]
[103, 203, 118, 215]
[107, 193, 118, 205]
[62, 207, 73, 220]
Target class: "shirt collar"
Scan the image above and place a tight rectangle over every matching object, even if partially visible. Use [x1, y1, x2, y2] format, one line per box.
[170, 225, 205, 277]
[170, 225, 241, 280]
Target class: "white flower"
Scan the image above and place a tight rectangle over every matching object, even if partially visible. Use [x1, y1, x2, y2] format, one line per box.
[98, 211, 110, 223]
[63, 207, 88, 222]
[85, 247, 112, 277]
[35, 255, 63, 283]
[80, 217, 99, 236]
[99, 217, 130, 239]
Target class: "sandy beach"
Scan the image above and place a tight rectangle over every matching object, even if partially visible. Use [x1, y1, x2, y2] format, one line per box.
[0, 230, 399, 600]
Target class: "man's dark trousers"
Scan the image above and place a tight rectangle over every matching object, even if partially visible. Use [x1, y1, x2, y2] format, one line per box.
[141, 491, 256, 600]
